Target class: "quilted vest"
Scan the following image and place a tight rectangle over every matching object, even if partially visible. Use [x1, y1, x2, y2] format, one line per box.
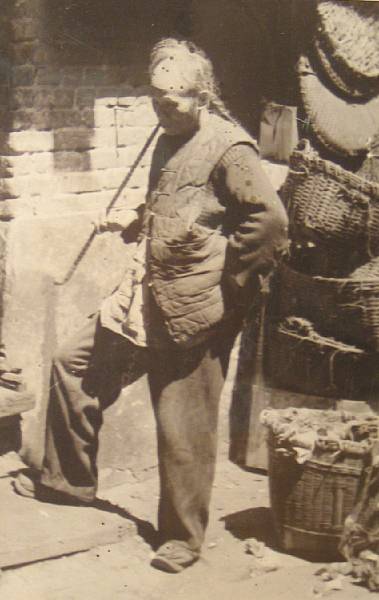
[143, 112, 257, 345]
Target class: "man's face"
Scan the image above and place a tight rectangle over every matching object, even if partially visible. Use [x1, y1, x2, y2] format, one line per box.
[150, 60, 202, 136]
[150, 86, 200, 136]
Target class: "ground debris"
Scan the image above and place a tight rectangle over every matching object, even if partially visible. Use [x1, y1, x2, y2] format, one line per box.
[245, 537, 266, 558]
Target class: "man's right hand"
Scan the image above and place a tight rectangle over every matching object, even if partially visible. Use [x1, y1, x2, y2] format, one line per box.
[93, 208, 139, 234]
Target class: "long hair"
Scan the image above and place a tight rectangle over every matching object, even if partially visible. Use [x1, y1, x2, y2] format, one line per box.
[149, 38, 237, 125]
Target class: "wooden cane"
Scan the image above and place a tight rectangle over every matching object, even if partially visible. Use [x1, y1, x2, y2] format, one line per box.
[54, 124, 160, 286]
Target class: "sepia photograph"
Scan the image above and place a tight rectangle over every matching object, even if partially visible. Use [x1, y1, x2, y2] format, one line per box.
[0, 0, 379, 598]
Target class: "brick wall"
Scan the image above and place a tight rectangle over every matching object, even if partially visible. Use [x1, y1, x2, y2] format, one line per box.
[0, 0, 298, 476]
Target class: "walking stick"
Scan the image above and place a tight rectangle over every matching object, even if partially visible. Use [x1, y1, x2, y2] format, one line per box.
[54, 124, 160, 286]
[244, 273, 272, 469]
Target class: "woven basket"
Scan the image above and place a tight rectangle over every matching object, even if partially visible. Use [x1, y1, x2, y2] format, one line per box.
[266, 317, 379, 400]
[317, 1, 379, 82]
[282, 140, 379, 258]
[268, 432, 369, 560]
[278, 263, 379, 352]
[312, 36, 378, 100]
[297, 56, 379, 157]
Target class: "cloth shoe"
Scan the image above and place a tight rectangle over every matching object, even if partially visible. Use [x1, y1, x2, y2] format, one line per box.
[151, 540, 200, 573]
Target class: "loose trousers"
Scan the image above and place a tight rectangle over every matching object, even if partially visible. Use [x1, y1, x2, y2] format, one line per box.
[40, 312, 239, 551]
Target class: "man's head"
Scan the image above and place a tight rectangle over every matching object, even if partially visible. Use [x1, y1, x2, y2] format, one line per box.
[149, 39, 215, 136]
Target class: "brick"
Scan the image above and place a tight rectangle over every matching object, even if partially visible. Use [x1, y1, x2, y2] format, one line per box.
[11, 41, 37, 64]
[97, 86, 138, 100]
[7, 130, 54, 153]
[57, 171, 102, 194]
[76, 88, 96, 108]
[0, 85, 10, 107]
[53, 151, 90, 172]
[10, 87, 34, 109]
[35, 66, 62, 86]
[83, 67, 121, 86]
[90, 127, 117, 149]
[0, 57, 11, 84]
[10, 109, 34, 131]
[114, 126, 153, 147]
[54, 128, 94, 152]
[49, 110, 83, 130]
[93, 105, 115, 128]
[88, 148, 117, 170]
[12, 65, 35, 86]
[6, 173, 59, 197]
[8, 152, 54, 175]
[33, 87, 54, 110]
[80, 108, 95, 128]
[12, 18, 40, 42]
[53, 88, 74, 109]
[62, 67, 84, 87]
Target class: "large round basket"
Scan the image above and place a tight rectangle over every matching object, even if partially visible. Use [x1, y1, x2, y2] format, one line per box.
[316, 0, 379, 85]
[277, 263, 379, 352]
[281, 140, 379, 259]
[266, 318, 379, 400]
[268, 433, 369, 560]
[297, 56, 379, 157]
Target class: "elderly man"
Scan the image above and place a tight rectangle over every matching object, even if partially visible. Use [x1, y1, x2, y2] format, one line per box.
[14, 39, 288, 573]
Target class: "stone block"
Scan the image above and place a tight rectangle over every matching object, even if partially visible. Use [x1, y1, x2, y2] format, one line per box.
[12, 18, 40, 42]
[90, 127, 116, 149]
[93, 105, 115, 128]
[54, 128, 94, 152]
[62, 66, 84, 87]
[53, 151, 90, 172]
[57, 171, 102, 194]
[35, 66, 62, 86]
[12, 64, 35, 86]
[12, 41, 37, 65]
[88, 148, 117, 170]
[7, 130, 54, 153]
[49, 109, 82, 130]
[53, 88, 75, 109]
[10, 87, 34, 109]
[75, 88, 96, 108]
[115, 125, 152, 147]
[33, 87, 54, 109]
[8, 151, 54, 175]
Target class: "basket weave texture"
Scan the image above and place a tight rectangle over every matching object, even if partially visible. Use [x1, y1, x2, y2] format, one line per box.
[298, 56, 379, 156]
[263, 408, 378, 559]
[266, 318, 379, 400]
[282, 140, 379, 258]
[317, 0, 379, 81]
[268, 435, 366, 558]
[313, 36, 378, 100]
[278, 263, 379, 352]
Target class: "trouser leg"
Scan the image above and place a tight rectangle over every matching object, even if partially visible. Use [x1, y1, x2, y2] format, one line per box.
[41, 314, 146, 502]
[148, 324, 238, 552]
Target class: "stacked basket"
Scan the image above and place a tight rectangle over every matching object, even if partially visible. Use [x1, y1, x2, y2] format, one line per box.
[264, 1, 379, 559]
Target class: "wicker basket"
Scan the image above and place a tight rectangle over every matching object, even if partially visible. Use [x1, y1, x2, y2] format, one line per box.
[266, 318, 379, 400]
[312, 36, 376, 100]
[282, 140, 379, 258]
[278, 263, 379, 352]
[268, 432, 369, 560]
[297, 56, 379, 157]
[316, 1, 379, 83]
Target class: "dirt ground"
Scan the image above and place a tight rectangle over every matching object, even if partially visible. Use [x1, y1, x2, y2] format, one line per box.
[0, 459, 374, 600]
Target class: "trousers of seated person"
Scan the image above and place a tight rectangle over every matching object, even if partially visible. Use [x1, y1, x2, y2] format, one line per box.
[40, 310, 239, 551]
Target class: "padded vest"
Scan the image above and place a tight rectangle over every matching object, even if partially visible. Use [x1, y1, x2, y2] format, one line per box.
[143, 113, 257, 345]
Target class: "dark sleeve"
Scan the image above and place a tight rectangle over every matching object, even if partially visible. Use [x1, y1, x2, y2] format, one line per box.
[214, 143, 289, 294]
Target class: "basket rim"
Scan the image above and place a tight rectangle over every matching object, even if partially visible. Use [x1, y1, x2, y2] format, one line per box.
[274, 321, 365, 355]
[288, 139, 379, 198]
[280, 262, 379, 287]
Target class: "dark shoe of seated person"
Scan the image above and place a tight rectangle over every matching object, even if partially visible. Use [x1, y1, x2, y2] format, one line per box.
[12, 470, 93, 506]
[151, 540, 200, 573]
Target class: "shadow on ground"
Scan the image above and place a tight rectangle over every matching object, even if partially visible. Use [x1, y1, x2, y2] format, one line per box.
[222, 507, 278, 549]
